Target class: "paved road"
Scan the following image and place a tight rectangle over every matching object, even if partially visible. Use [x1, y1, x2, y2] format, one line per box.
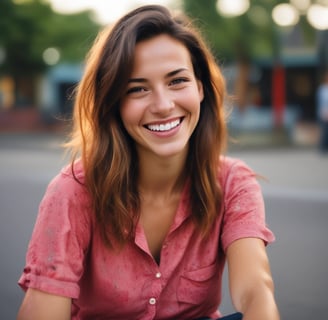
[0, 133, 327, 319]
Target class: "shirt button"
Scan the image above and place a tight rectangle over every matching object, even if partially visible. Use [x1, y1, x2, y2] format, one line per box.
[149, 297, 156, 305]
[155, 272, 161, 278]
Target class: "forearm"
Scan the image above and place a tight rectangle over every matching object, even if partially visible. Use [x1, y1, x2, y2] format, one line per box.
[227, 238, 280, 320]
[239, 286, 280, 320]
[17, 288, 71, 320]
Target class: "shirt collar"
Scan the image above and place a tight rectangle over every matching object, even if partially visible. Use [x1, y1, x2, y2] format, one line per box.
[134, 180, 191, 251]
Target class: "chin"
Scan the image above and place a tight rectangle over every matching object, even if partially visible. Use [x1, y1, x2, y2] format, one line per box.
[154, 144, 189, 159]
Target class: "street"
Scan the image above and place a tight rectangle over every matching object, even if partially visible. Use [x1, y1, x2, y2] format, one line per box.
[0, 133, 327, 319]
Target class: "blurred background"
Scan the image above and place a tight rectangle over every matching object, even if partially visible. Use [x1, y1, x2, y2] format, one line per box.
[0, 0, 327, 319]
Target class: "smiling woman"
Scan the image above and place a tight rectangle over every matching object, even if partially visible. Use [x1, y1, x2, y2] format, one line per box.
[17, 4, 280, 320]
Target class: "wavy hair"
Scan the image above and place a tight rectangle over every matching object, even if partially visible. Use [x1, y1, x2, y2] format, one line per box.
[67, 5, 227, 247]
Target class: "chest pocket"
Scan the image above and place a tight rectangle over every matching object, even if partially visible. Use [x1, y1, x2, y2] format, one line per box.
[177, 263, 218, 305]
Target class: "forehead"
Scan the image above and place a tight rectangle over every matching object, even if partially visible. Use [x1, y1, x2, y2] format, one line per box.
[131, 34, 193, 75]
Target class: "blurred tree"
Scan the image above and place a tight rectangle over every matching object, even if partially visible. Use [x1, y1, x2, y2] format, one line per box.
[183, 0, 274, 61]
[182, 0, 316, 113]
[0, 0, 101, 107]
[182, 0, 277, 111]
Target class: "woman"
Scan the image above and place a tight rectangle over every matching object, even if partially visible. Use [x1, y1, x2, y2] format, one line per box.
[17, 5, 280, 320]
[317, 71, 328, 153]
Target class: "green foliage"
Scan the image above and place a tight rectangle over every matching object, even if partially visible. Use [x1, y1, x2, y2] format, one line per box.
[182, 0, 316, 62]
[182, 0, 276, 62]
[0, 0, 101, 76]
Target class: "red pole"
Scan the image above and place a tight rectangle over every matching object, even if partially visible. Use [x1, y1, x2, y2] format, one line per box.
[272, 64, 286, 128]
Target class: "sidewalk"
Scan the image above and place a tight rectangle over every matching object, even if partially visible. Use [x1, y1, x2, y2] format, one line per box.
[0, 108, 66, 133]
[228, 106, 320, 149]
[229, 147, 328, 201]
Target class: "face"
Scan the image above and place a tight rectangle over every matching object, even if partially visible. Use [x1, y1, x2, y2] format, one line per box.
[120, 34, 204, 160]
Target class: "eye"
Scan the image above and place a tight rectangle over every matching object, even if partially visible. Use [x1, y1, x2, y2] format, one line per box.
[126, 86, 147, 95]
[169, 77, 189, 86]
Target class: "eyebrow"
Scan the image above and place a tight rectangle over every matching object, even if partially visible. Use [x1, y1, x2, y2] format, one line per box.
[127, 68, 188, 83]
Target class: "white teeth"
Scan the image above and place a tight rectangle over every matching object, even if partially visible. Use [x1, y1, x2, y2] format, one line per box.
[147, 119, 180, 132]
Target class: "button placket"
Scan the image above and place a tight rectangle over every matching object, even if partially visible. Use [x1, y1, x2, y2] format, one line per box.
[146, 269, 163, 308]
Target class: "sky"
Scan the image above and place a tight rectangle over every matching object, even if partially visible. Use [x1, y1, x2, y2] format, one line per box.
[48, 0, 175, 24]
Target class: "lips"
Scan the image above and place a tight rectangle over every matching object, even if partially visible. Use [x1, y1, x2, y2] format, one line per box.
[145, 118, 182, 132]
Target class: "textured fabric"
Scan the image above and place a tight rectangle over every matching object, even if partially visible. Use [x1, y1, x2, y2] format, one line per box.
[18, 157, 274, 320]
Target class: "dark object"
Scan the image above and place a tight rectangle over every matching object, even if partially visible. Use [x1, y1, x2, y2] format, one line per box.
[220, 312, 243, 320]
[195, 312, 243, 320]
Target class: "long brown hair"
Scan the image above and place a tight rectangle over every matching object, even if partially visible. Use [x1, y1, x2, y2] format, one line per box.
[67, 5, 227, 247]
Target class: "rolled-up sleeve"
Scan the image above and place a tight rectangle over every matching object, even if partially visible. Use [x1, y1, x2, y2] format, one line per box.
[221, 158, 275, 253]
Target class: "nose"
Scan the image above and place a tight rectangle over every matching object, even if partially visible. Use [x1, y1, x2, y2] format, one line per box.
[150, 90, 174, 115]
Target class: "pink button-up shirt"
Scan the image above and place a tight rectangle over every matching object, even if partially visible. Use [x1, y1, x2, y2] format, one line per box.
[18, 157, 274, 319]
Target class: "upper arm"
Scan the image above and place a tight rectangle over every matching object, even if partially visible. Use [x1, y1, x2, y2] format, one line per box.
[18, 171, 90, 300]
[17, 288, 71, 320]
[226, 237, 275, 311]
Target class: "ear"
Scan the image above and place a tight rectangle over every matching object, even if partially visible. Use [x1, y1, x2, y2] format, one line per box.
[197, 80, 204, 102]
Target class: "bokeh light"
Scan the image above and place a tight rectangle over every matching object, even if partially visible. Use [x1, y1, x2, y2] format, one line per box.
[272, 3, 299, 27]
[306, 4, 328, 30]
[216, 0, 250, 17]
[42, 47, 60, 65]
[289, 0, 311, 13]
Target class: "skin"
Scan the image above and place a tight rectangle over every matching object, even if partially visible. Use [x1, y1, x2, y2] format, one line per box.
[227, 238, 280, 320]
[120, 34, 204, 263]
[120, 34, 204, 161]
[17, 34, 279, 319]
[17, 288, 71, 320]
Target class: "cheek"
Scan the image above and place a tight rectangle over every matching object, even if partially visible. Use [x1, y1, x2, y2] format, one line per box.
[119, 102, 143, 134]
[186, 92, 202, 115]
[120, 102, 135, 126]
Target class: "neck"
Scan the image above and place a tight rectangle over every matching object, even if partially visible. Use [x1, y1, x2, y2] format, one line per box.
[138, 152, 187, 199]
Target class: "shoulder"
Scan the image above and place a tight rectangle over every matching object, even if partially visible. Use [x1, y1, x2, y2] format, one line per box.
[51, 159, 85, 189]
[37, 159, 92, 235]
[60, 158, 85, 183]
[218, 156, 261, 199]
[43, 159, 90, 206]
[218, 156, 256, 184]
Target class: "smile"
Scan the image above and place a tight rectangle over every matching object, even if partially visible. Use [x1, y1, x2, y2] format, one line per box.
[145, 118, 182, 132]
